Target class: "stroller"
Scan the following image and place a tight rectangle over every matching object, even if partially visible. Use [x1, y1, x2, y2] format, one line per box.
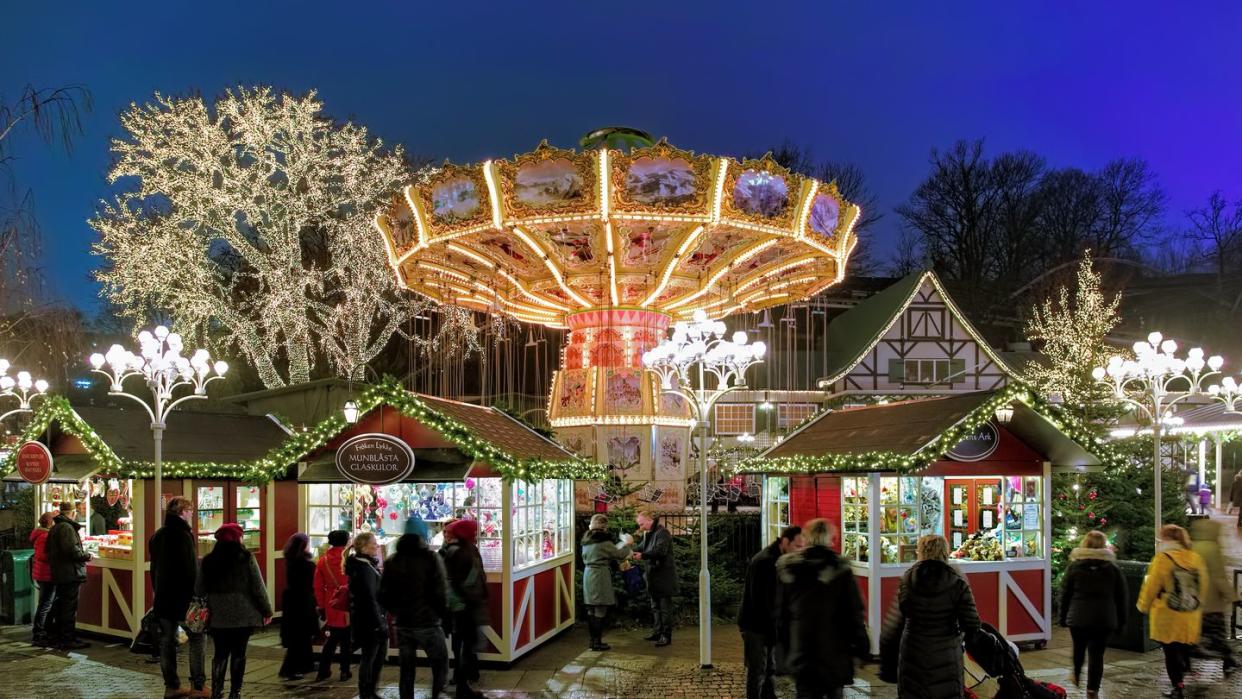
[964, 623, 1065, 699]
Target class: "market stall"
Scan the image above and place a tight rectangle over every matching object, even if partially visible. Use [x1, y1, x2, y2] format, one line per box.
[287, 380, 603, 663]
[2, 399, 291, 638]
[745, 388, 1114, 653]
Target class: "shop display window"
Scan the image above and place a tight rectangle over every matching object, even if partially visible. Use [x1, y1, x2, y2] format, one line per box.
[1004, 476, 1043, 559]
[236, 485, 262, 550]
[196, 486, 225, 555]
[878, 476, 944, 564]
[48, 477, 134, 559]
[947, 476, 1044, 562]
[510, 479, 573, 570]
[841, 476, 869, 562]
[763, 476, 790, 546]
[306, 484, 356, 550]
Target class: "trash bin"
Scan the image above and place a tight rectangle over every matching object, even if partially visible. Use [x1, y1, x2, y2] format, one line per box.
[1, 549, 35, 625]
[1109, 559, 1159, 652]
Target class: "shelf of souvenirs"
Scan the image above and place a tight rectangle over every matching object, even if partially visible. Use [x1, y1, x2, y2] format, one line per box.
[82, 529, 134, 561]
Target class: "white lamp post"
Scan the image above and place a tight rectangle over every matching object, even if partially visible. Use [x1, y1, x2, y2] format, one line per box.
[89, 326, 228, 514]
[643, 310, 765, 669]
[1091, 332, 1222, 539]
[1207, 375, 1242, 415]
[0, 359, 50, 422]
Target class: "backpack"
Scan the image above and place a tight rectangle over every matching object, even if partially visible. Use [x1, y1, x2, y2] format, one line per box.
[1162, 553, 1201, 612]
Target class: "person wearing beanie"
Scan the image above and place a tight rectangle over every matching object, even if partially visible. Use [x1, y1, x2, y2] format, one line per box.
[381, 515, 450, 699]
[581, 514, 634, 651]
[440, 519, 488, 699]
[46, 500, 92, 650]
[314, 530, 353, 682]
[197, 523, 272, 699]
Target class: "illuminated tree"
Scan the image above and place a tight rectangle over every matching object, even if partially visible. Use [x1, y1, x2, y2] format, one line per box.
[92, 87, 410, 387]
[1024, 252, 1121, 407]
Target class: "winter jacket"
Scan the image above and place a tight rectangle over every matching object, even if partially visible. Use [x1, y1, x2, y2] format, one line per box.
[636, 523, 677, 598]
[880, 559, 982, 699]
[195, 541, 272, 629]
[90, 495, 126, 533]
[346, 553, 386, 641]
[737, 541, 782, 640]
[380, 534, 449, 628]
[580, 529, 631, 607]
[29, 527, 52, 583]
[314, 546, 350, 628]
[1060, 547, 1128, 630]
[1137, 543, 1209, 644]
[46, 515, 90, 584]
[440, 540, 489, 626]
[1230, 475, 1242, 507]
[776, 545, 869, 687]
[1190, 518, 1236, 615]
[150, 513, 199, 621]
[281, 556, 319, 648]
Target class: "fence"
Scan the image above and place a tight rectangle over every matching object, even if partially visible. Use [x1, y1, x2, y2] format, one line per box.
[574, 511, 762, 564]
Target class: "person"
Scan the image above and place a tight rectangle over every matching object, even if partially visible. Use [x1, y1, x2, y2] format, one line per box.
[279, 533, 319, 680]
[29, 511, 58, 647]
[739, 525, 803, 699]
[581, 514, 634, 652]
[880, 534, 981, 699]
[314, 530, 352, 682]
[777, 518, 868, 699]
[197, 523, 271, 699]
[1059, 530, 1128, 699]
[1198, 485, 1212, 515]
[633, 509, 676, 647]
[381, 515, 450, 699]
[45, 500, 92, 650]
[441, 518, 488, 699]
[1137, 524, 1210, 699]
[1229, 471, 1242, 526]
[346, 531, 386, 699]
[150, 496, 208, 697]
[1189, 518, 1237, 675]
[90, 483, 127, 534]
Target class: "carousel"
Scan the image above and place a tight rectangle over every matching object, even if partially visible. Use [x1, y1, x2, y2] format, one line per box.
[374, 128, 862, 508]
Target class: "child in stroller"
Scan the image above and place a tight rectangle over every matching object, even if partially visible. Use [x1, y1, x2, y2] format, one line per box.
[965, 623, 1065, 698]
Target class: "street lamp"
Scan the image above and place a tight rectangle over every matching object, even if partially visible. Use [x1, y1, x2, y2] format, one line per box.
[642, 309, 765, 669]
[0, 359, 50, 422]
[1091, 331, 1222, 539]
[1207, 375, 1242, 414]
[88, 326, 228, 514]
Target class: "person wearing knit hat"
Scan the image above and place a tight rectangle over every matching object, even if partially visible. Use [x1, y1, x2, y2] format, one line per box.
[440, 520, 488, 699]
[197, 522, 272, 699]
[581, 514, 634, 651]
[404, 514, 431, 541]
[382, 514, 450, 698]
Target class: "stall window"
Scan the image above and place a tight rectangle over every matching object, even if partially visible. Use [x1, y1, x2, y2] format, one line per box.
[879, 476, 944, 564]
[1004, 476, 1043, 559]
[236, 485, 262, 550]
[763, 476, 790, 545]
[946, 476, 1043, 561]
[306, 484, 356, 551]
[55, 477, 134, 560]
[196, 486, 226, 555]
[841, 476, 869, 562]
[511, 479, 573, 570]
[474, 478, 503, 571]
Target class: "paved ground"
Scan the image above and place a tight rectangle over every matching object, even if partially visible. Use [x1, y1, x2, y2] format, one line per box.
[2, 513, 1240, 698]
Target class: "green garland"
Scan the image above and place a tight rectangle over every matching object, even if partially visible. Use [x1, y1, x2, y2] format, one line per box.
[735, 383, 1125, 475]
[1, 379, 605, 484]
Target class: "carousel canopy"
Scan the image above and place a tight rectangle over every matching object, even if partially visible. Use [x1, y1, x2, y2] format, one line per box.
[374, 129, 861, 328]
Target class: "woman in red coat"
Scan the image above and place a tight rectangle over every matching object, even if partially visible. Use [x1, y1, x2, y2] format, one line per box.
[313, 530, 352, 682]
[30, 511, 57, 646]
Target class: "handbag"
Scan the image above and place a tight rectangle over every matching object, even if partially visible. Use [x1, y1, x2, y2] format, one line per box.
[619, 559, 645, 595]
[184, 596, 210, 634]
[327, 561, 351, 612]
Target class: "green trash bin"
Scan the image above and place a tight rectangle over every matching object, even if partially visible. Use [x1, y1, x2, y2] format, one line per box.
[1109, 559, 1160, 652]
[1, 549, 35, 625]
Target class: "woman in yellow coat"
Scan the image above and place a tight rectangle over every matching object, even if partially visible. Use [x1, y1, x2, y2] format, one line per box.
[1137, 524, 1209, 699]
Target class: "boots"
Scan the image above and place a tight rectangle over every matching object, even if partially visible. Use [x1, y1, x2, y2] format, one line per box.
[587, 617, 610, 651]
[210, 657, 228, 699]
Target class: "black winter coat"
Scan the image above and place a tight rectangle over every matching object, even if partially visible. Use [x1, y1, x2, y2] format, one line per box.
[636, 523, 677, 598]
[196, 541, 272, 629]
[381, 534, 449, 629]
[150, 514, 198, 620]
[776, 545, 868, 687]
[1230, 476, 1242, 507]
[1059, 547, 1128, 630]
[738, 541, 782, 640]
[46, 515, 91, 584]
[281, 556, 319, 647]
[440, 541, 489, 626]
[880, 559, 981, 699]
[346, 553, 386, 641]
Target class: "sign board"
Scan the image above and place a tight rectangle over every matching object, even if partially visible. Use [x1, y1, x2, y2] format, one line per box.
[946, 422, 999, 462]
[335, 433, 416, 485]
[15, 441, 54, 484]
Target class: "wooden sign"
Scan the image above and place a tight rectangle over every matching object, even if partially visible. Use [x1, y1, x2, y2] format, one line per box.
[947, 422, 999, 462]
[335, 433, 415, 485]
[15, 441, 53, 484]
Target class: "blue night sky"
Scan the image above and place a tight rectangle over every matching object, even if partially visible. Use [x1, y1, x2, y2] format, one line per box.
[4, 2, 1242, 311]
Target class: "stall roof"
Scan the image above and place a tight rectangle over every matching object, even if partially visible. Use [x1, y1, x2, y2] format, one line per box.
[2, 454, 99, 483]
[414, 395, 577, 463]
[68, 407, 289, 463]
[746, 390, 1107, 474]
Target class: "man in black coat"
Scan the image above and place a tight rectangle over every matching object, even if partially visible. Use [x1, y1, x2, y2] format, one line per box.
[381, 516, 451, 699]
[1230, 471, 1242, 527]
[776, 518, 868, 699]
[634, 509, 677, 647]
[45, 501, 92, 650]
[150, 496, 207, 697]
[739, 525, 803, 699]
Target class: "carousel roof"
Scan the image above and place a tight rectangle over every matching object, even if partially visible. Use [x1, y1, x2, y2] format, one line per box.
[374, 132, 861, 328]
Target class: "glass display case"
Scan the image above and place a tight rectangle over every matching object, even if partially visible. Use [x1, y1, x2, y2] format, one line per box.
[44, 477, 134, 560]
[196, 485, 225, 555]
[878, 476, 944, 564]
[306, 483, 356, 550]
[947, 481, 971, 550]
[763, 477, 791, 546]
[236, 485, 262, 550]
[1004, 476, 1043, 559]
[841, 476, 869, 562]
[510, 479, 573, 570]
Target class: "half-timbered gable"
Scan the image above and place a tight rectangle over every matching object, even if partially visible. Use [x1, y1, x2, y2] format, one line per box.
[817, 271, 1016, 398]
